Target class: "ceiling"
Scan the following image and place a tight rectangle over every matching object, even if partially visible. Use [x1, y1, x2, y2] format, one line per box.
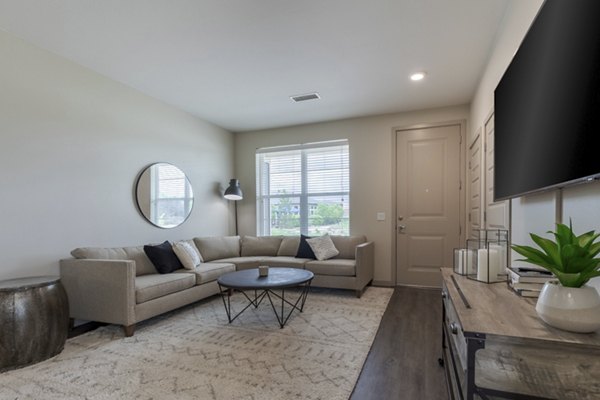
[0, 0, 509, 132]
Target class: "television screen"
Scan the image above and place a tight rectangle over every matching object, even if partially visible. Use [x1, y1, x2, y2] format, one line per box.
[494, 0, 600, 201]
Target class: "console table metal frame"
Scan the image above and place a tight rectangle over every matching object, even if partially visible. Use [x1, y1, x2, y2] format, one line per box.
[440, 268, 600, 400]
[441, 302, 548, 400]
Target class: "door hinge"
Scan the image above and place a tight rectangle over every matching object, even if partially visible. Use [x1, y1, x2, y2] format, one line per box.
[459, 225, 462, 235]
[469, 160, 471, 169]
[459, 180, 462, 190]
[484, 211, 487, 222]
[460, 134, 462, 144]
[468, 212, 471, 222]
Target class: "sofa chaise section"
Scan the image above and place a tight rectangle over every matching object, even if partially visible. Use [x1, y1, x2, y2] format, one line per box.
[306, 240, 374, 297]
[195, 235, 374, 297]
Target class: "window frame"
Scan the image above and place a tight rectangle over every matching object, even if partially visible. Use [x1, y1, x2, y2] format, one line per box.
[150, 165, 194, 228]
[256, 140, 349, 236]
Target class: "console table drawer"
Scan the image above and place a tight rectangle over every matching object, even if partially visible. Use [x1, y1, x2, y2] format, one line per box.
[442, 282, 467, 371]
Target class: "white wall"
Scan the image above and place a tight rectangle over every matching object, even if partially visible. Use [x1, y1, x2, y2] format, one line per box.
[235, 105, 469, 285]
[0, 30, 234, 280]
[563, 182, 600, 292]
[470, 0, 600, 291]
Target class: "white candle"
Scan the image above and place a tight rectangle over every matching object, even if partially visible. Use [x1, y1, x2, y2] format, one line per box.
[488, 248, 501, 281]
[489, 243, 507, 274]
[477, 249, 489, 281]
[457, 249, 465, 274]
[465, 250, 474, 274]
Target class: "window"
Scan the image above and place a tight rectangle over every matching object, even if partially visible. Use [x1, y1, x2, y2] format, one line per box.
[256, 140, 349, 236]
[151, 164, 193, 228]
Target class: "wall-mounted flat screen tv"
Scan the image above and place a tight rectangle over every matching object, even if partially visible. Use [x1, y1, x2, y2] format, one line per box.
[494, 0, 600, 201]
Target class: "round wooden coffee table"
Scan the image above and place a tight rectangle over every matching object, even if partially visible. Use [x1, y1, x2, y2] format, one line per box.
[217, 267, 313, 328]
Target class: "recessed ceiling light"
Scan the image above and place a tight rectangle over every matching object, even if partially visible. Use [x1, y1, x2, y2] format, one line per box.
[410, 72, 426, 81]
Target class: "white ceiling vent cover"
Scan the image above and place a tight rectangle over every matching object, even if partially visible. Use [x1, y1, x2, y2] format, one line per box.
[290, 92, 321, 102]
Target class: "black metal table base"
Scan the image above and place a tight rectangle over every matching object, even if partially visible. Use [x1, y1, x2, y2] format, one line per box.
[218, 281, 312, 328]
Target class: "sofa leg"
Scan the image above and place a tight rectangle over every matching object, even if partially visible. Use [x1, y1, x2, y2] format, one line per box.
[123, 324, 136, 337]
[356, 289, 363, 298]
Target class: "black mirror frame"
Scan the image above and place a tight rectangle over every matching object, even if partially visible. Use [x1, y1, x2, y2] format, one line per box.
[134, 162, 194, 229]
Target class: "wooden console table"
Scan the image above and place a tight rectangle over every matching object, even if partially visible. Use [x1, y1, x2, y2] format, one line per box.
[440, 268, 600, 400]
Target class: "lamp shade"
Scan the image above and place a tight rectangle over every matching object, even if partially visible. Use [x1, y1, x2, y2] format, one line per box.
[224, 179, 243, 200]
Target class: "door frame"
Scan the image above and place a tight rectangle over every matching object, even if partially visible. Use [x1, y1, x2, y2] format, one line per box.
[483, 107, 512, 239]
[468, 126, 483, 239]
[391, 120, 467, 287]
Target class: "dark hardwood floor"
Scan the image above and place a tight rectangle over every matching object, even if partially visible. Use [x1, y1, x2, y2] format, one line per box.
[351, 286, 448, 400]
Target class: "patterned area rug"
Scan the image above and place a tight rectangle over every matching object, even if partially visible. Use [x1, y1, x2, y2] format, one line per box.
[0, 287, 393, 400]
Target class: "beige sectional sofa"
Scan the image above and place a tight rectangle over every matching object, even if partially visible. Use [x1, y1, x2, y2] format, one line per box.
[60, 235, 374, 336]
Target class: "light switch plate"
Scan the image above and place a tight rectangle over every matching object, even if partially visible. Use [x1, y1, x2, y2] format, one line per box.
[376, 212, 385, 221]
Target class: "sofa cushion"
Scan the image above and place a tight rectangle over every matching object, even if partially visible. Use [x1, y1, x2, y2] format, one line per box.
[135, 273, 195, 304]
[261, 256, 310, 269]
[278, 237, 300, 256]
[241, 236, 283, 257]
[172, 240, 203, 269]
[144, 241, 184, 274]
[214, 256, 264, 270]
[305, 259, 356, 277]
[179, 262, 236, 285]
[306, 235, 340, 261]
[330, 235, 367, 259]
[71, 246, 157, 276]
[295, 235, 316, 259]
[194, 236, 240, 262]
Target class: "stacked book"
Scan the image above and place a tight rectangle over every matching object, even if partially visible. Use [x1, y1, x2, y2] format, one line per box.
[507, 267, 554, 298]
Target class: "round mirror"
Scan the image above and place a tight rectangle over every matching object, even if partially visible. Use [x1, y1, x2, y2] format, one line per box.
[135, 163, 194, 228]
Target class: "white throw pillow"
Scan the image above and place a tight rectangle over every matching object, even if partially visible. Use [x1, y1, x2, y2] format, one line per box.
[172, 241, 203, 270]
[306, 234, 339, 261]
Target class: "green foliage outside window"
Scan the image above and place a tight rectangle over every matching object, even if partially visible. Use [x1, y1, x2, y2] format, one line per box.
[270, 199, 347, 236]
[312, 204, 344, 225]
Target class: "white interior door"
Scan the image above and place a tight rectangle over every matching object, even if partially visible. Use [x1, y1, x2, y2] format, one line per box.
[484, 113, 510, 230]
[396, 124, 462, 287]
[469, 130, 483, 238]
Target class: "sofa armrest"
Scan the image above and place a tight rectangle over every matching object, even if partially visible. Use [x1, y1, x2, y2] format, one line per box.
[60, 258, 136, 326]
[355, 241, 374, 288]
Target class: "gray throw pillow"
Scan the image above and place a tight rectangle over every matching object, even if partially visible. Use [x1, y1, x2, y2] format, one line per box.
[306, 235, 340, 261]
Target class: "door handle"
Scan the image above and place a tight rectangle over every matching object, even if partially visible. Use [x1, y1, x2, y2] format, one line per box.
[450, 322, 459, 335]
[397, 225, 406, 234]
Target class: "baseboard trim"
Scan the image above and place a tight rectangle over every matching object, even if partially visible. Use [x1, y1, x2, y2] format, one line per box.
[372, 281, 443, 289]
[395, 283, 441, 291]
[372, 280, 395, 287]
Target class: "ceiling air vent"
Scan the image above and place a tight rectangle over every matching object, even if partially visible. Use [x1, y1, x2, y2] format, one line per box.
[290, 92, 320, 102]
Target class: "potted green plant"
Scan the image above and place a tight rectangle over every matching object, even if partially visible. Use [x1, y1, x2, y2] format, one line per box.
[512, 221, 600, 333]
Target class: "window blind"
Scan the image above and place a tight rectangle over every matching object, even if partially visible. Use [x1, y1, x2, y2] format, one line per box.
[256, 140, 349, 236]
[151, 164, 193, 227]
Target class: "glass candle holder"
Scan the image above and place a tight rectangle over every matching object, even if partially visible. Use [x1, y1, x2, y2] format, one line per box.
[466, 229, 509, 284]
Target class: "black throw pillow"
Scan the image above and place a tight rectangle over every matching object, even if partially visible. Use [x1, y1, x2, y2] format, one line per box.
[144, 241, 183, 274]
[295, 234, 316, 259]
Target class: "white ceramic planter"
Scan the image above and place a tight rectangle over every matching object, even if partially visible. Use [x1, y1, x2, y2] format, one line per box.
[535, 280, 600, 333]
